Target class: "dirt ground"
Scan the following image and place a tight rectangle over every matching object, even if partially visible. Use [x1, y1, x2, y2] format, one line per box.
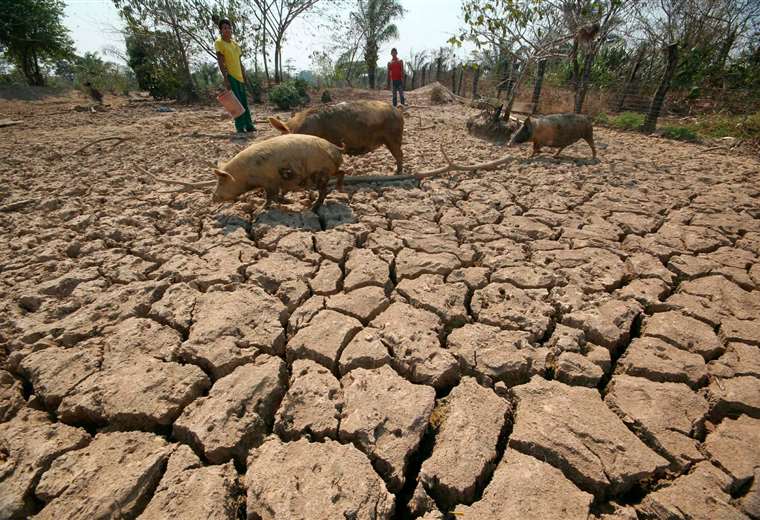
[1, 86, 760, 520]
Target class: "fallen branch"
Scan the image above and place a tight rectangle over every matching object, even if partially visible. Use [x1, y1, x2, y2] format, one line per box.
[0, 199, 36, 212]
[0, 119, 22, 128]
[415, 144, 518, 179]
[136, 165, 216, 193]
[73, 136, 132, 155]
[699, 139, 743, 154]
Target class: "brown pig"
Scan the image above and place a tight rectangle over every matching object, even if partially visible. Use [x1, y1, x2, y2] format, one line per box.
[268, 100, 405, 174]
[509, 113, 597, 159]
[212, 134, 344, 211]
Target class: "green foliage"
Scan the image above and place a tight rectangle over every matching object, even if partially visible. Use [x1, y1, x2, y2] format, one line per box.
[193, 62, 222, 96]
[245, 71, 263, 103]
[724, 38, 760, 91]
[659, 126, 699, 141]
[609, 112, 645, 130]
[125, 27, 184, 99]
[268, 80, 304, 110]
[291, 77, 310, 103]
[594, 112, 610, 124]
[0, 0, 74, 86]
[65, 52, 136, 95]
[685, 112, 760, 141]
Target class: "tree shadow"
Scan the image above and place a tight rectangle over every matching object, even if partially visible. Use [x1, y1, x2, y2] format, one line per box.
[0, 85, 71, 101]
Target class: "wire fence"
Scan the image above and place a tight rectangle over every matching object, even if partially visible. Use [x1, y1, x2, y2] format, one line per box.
[403, 67, 760, 118]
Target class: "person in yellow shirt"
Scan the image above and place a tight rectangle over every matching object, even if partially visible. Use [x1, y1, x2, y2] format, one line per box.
[215, 19, 255, 133]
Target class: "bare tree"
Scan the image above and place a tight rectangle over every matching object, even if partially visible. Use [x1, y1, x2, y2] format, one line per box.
[251, 0, 322, 82]
[406, 48, 428, 89]
[454, 0, 570, 119]
[635, 0, 703, 131]
[549, 0, 636, 113]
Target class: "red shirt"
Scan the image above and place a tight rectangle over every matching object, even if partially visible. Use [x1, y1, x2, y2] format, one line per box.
[389, 58, 404, 81]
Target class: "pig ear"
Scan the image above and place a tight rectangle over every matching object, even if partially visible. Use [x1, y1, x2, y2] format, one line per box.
[268, 117, 291, 134]
[213, 168, 233, 181]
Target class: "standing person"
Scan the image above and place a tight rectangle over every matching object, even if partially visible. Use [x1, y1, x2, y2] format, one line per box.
[386, 48, 405, 107]
[215, 18, 255, 133]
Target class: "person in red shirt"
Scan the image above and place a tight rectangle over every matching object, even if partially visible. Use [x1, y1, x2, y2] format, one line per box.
[386, 48, 405, 107]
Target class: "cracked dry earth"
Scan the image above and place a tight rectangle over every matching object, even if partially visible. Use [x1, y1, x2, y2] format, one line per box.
[1, 88, 760, 520]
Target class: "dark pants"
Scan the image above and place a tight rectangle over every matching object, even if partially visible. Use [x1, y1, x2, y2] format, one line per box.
[228, 74, 254, 132]
[392, 79, 405, 107]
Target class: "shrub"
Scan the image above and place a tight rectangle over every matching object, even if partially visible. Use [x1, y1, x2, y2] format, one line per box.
[246, 72, 263, 103]
[268, 82, 300, 109]
[609, 111, 645, 130]
[659, 126, 700, 142]
[595, 112, 610, 125]
[321, 90, 331, 103]
[268, 79, 310, 109]
[292, 77, 309, 98]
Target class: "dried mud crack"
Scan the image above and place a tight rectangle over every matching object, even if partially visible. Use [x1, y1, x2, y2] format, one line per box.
[2, 88, 760, 520]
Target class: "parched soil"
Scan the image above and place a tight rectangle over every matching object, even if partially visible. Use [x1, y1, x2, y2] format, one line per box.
[1, 87, 760, 520]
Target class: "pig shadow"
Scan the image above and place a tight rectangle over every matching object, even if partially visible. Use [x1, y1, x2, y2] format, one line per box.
[251, 200, 356, 233]
[213, 213, 251, 235]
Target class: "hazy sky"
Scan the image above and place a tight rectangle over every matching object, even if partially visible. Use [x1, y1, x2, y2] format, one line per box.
[63, 0, 475, 70]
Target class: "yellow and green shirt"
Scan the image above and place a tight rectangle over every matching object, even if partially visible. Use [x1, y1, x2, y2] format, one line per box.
[214, 38, 244, 82]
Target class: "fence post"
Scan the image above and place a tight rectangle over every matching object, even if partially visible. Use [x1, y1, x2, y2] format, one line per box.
[471, 64, 480, 99]
[643, 43, 679, 133]
[531, 59, 546, 114]
[617, 46, 646, 112]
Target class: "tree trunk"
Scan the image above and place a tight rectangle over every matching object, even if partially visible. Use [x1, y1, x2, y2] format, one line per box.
[436, 58, 442, 82]
[451, 64, 457, 91]
[504, 66, 529, 120]
[20, 51, 40, 86]
[714, 29, 737, 77]
[569, 39, 580, 88]
[457, 64, 465, 95]
[531, 59, 546, 114]
[421, 64, 426, 87]
[365, 40, 378, 89]
[497, 58, 512, 99]
[274, 39, 281, 82]
[574, 51, 595, 113]
[261, 32, 270, 85]
[171, 27, 196, 100]
[643, 43, 679, 133]
[367, 65, 376, 89]
[471, 65, 480, 99]
[617, 46, 645, 112]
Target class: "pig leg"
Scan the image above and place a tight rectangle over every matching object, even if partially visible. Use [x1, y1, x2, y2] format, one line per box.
[335, 171, 345, 192]
[264, 188, 278, 208]
[531, 142, 542, 157]
[585, 136, 597, 159]
[385, 140, 404, 175]
[311, 175, 329, 212]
